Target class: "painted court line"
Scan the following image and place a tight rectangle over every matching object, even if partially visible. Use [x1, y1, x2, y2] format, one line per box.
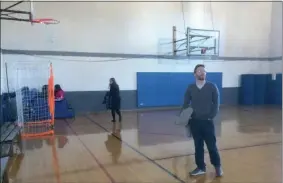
[84, 115, 186, 183]
[138, 131, 185, 137]
[154, 141, 282, 161]
[64, 120, 116, 183]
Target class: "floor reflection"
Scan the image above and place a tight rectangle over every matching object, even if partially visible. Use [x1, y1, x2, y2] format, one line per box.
[8, 106, 282, 183]
[236, 107, 281, 134]
[105, 123, 122, 164]
[137, 110, 222, 147]
[135, 106, 281, 147]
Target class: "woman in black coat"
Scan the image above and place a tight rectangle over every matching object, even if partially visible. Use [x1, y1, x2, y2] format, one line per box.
[109, 78, 122, 122]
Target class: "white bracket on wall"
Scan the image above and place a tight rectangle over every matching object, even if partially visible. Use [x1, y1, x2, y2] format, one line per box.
[272, 73, 276, 80]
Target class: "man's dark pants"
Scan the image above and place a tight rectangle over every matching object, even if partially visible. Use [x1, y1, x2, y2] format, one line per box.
[189, 119, 221, 170]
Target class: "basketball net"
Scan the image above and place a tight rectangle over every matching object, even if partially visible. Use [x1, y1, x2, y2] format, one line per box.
[32, 18, 60, 25]
[31, 18, 59, 50]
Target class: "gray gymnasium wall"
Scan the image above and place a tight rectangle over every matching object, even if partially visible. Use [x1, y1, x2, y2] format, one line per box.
[1, 52, 278, 113]
[269, 2, 282, 57]
[63, 88, 240, 113]
[1, 2, 282, 113]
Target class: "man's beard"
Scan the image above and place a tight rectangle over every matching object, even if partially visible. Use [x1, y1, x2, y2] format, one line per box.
[197, 75, 205, 80]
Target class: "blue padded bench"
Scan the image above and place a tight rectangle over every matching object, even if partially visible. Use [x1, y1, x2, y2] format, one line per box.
[55, 99, 75, 119]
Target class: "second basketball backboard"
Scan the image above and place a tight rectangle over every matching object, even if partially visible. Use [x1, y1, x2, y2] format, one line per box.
[0, 0, 34, 23]
[171, 26, 220, 58]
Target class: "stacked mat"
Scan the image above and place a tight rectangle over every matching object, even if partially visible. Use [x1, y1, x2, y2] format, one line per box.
[240, 74, 282, 105]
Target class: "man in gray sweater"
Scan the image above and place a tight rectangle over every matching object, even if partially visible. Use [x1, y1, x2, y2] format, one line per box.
[183, 64, 223, 177]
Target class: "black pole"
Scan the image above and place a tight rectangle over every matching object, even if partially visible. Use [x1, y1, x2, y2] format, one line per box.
[5, 62, 10, 95]
[173, 26, 176, 56]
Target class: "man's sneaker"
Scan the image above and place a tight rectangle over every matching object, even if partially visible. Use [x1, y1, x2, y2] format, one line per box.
[215, 167, 223, 177]
[189, 168, 206, 176]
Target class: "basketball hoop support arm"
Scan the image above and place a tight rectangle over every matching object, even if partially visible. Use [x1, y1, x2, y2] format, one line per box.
[2, 1, 24, 11]
[173, 26, 177, 56]
[1, 1, 32, 22]
[186, 27, 190, 56]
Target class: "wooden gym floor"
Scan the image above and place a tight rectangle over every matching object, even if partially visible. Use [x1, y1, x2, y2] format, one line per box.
[7, 106, 282, 183]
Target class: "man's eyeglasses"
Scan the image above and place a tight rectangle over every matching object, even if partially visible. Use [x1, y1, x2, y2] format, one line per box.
[196, 70, 206, 74]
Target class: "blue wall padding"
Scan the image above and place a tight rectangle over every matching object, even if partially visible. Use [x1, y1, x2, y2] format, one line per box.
[240, 74, 282, 105]
[136, 72, 223, 108]
[254, 74, 269, 105]
[207, 72, 223, 105]
[274, 74, 282, 105]
[240, 74, 270, 105]
[239, 74, 255, 105]
[266, 75, 276, 105]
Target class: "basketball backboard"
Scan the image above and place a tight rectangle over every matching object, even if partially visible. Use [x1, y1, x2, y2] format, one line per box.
[169, 26, 220, 58]
[187, 28, 220, 57]
[158, 26, 188, 60]
[1, 0, 34, 23]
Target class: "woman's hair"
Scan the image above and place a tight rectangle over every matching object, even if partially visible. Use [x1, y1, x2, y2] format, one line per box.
[109, 78, 119, 89]
[110, 78, 117, 84]
[55, 84, 62, 92]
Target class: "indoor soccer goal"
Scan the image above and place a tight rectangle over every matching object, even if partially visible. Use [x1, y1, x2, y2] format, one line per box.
[7, 61, 55, 138]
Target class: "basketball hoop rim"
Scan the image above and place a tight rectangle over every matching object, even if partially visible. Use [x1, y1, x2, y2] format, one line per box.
[32, 18, 60, 25]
